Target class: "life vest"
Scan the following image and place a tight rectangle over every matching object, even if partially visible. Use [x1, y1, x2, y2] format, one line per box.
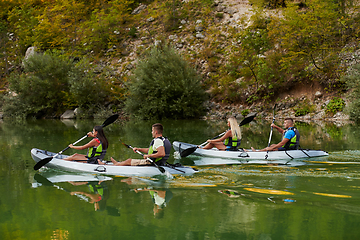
[282, 127, 300, 150]
[88, 183, 104, 202]
[87, 138, 107, 160]
[224, 130, 241, 150]
[148, 137, 172, 165]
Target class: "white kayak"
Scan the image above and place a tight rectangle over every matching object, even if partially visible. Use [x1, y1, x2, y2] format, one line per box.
[173, 141, 329, 160]
[31, 148, 198, 177]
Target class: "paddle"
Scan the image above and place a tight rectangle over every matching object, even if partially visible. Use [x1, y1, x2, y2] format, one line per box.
[33, 114, 119, 170]
[179, 112, 257, 158]
[120, 140, 174, 179]
[265, 104, 277, 160]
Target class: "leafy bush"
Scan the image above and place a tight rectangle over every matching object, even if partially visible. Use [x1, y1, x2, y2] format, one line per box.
[343, 64, 360, 122]
[325, 97, 345, 115]
[293, 100, 315, 117]
[125, 43, 207, 119]
[3, 51, 110, 118]
[241, 109, 250, 116]
[4, 52, 73, 118]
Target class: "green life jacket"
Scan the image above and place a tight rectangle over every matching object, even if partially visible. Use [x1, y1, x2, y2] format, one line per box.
[224, 130, 241, 150]
[148, 137, 171, 165]
[89, 184, 104, 196]
[87, 138, 107, 160]
[282, 127, 300, 150]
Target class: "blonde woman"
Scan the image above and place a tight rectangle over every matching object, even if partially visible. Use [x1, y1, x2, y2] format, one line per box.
[202, 117, 242, 151]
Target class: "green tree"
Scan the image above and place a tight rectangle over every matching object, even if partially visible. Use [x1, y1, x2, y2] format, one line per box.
[268, 0, 351, 85]
[33, 0, 87, 50]
[4, 51, 73, 118]
[3, 51, 110, 118]
[80, 0, 134, 54]
[344, 64, 360, 123]
[68, 59, 110, 111]
[125, 43, 207, 119]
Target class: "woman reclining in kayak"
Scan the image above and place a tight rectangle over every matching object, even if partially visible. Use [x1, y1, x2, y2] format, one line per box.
[201, 117, 242, 151]
[63, 125, 108, 164]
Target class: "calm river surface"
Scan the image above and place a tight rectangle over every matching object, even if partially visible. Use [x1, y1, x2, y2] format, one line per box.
[1, 118, 360, 240]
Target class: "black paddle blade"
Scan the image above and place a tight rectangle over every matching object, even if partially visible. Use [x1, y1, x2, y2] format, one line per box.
[101, 114, 119, 128]
[180, 146, 198, 158]
[33, 157, 53, 170]
[239, 112, 257, 126]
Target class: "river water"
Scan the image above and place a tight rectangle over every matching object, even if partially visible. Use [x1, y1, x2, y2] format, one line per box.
[0, 118, 359, 239]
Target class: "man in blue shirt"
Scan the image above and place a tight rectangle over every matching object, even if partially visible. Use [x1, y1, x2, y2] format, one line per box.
[252, 118, 300, 151]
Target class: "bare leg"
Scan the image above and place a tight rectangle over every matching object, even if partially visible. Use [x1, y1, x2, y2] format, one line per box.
[63, 153, 87, 161]
[202, 142, 226, 151]
[109, 157, 132, 166]
[251, 145, 279, 152]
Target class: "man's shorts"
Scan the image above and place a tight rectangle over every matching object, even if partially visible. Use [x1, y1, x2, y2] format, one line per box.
[130, 159, 152, 166]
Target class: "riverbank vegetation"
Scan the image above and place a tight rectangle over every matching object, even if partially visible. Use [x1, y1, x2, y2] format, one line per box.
[0, 0, 359, 120]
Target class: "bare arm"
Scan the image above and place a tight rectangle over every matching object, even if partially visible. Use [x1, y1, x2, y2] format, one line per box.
[133, 147, 149, 154]
[271, 124, 285, 134]
[267, 138, 289, 151]
[144, 146, 165, 159]
[69, 138, 98, 150]
[207, 130, 232, 143]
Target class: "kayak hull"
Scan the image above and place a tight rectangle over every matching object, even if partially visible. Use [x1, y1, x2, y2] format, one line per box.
[31, 148, 197, 177]
[173, 141, 329, 160]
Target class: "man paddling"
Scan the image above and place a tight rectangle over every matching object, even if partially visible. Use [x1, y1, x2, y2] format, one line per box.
[251, 118, 300, 152]
[100, 123, 171, 166]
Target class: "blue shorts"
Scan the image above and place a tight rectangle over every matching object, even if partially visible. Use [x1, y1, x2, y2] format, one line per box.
[226, 146, 237, 151]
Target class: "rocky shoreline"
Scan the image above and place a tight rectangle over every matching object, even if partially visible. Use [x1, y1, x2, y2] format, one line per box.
[204, 95, 351, 124]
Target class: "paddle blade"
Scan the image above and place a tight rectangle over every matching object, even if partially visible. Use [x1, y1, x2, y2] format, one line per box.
[240, 112, 257, 126]
[180, 146, 198, 158]
[101, 114, 119, 128]
[33, 157, 53, 170]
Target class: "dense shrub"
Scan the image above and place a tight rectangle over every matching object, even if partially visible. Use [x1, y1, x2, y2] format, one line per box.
[125, 43, 207, 119]
[293, 100, 316, 117]
[4, 52, 73, 118]
[344, 64, 360, 122]
[3, 51, 110, 118]
[325, 97, 345, 115]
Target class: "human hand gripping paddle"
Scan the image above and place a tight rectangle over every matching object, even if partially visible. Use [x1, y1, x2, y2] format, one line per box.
[33, 114, 119, 170]
[179, 112, 257, 158]
[265, 104, 277, 160]
[120, 140, 173, 179]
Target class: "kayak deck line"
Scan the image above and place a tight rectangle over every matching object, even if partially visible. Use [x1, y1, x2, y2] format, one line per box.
[31, 148, 198, 177]
[173, 141, 329, 161]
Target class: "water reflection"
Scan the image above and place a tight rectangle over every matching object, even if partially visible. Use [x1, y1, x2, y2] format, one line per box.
[33, 172, 120, 216]
[1, 119, 360, 239]
[121, 177, 173, 218]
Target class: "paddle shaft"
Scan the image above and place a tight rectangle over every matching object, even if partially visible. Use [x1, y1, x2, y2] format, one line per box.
[265, 105, 277, 159]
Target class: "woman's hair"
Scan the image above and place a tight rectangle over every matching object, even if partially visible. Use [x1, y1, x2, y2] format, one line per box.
[228, 117, 241, 140]
[94, 125, 108, 149]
